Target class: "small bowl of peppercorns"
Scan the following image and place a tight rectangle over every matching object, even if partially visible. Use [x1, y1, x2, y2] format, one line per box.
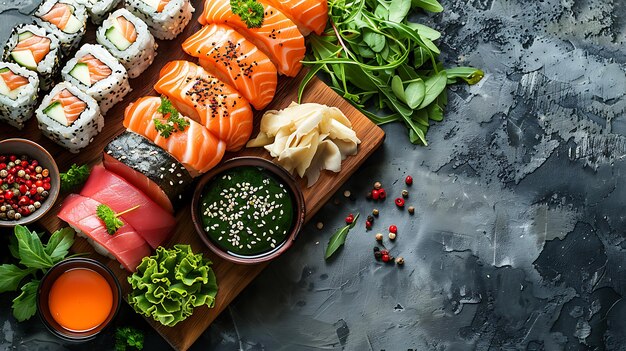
[0, 138, 60, 227]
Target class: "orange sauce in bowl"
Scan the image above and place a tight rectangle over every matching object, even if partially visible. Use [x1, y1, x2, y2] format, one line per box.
[48, 268, 113, 332]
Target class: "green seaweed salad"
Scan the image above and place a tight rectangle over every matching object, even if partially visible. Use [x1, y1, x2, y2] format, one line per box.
[299, 0, 484, 145]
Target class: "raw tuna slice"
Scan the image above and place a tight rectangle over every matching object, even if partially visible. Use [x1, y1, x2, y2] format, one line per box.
[103, 131, 193, 213]
[58, 194, 151, 271]
[80, 165, 176, 248]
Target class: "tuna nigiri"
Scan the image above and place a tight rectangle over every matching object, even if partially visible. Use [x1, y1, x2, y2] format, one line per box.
[155, 60, 253, 151]
[80, 165, 176, 249]
[123, 96, 227, 175]
[182, 24, 277, 110]
[199, 0, 305, 77]
[263, 0, 328, 35]
[58, 194, 152, 272]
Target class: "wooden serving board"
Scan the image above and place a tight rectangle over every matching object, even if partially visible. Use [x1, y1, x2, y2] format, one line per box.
[0, 2, 385, 350]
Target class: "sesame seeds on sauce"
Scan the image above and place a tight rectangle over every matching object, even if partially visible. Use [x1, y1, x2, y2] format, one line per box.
[200, 166, 294, 256]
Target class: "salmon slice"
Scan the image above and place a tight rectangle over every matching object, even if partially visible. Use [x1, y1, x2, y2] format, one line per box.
[155, 60, 254, 151]
[58, 194, 152, 272]
[123, 96, 227, 175]
[199, 0, 305, 77]
[48, 89, 86, 126]
[116, 16, 137, 43]
[40, 3, 72, 32]
[264, 0, 328, 35]
[78, 54, 112, 85]
[80, 165, 176, 249]
[182, 24, 277, 110]
[13, 34, 51, 66]
[0, 69, 29, 91]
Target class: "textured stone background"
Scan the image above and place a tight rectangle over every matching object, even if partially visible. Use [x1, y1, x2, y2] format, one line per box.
[1, 0, 625, 350]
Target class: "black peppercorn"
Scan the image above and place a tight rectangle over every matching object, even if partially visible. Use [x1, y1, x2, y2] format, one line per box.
[367, 215, 374, 223]
[374, 251, 382, 260]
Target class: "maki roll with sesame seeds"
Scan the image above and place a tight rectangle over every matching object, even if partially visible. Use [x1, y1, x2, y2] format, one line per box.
[125, 0, 194, 40]
[61, 44, 131, 114]
[35, 82, 103, 153]
[75, 0, 122, 24]
[0, 62, 39, 129]
[103, 131, 193, 213]
[34, 0, 88, 57]
[96, 9, 157, 78]
[3, 24, 61, 91]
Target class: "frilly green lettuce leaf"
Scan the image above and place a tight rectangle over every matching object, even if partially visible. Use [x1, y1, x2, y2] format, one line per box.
[127, 245, 218, 327]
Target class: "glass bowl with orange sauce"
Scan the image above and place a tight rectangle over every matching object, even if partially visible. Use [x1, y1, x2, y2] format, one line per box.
[37, 258, 121, 341]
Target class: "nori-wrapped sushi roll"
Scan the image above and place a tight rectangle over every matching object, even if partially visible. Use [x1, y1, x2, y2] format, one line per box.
[103, 131, 193, 213]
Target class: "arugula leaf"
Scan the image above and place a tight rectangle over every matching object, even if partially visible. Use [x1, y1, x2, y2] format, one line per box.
[405, 79, 426, 109]
[60, 164, 90, 192]
[389, 0, 411, 22]
[325, 214, 359, 260]
[45, 227, 75, 263]
[12, 280, 39, 322]
[445, 67, 485, 85]
[418, 71, 447, 109]
[412, 0, 443, 13]
[14, 225, 53, 270]
[230, 0, 264, 29]
[0, 265, 34, 293]
[115, 326, 144, 351]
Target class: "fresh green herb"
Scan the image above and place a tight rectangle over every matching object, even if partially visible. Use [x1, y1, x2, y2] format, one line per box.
[0, 225, 76, 322]
[325, 213, 359, 259]
[299, 0, 483, 145]
[115, 326, 144, 351]
[96, 204, 140, 235]
[128, 245, 218, 327]
[60, 163, 90, 192]
[230, 0, 264, 29]
[154, 96, 190, 138]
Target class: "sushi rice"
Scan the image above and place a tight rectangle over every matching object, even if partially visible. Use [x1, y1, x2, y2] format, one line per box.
[96, 9, 158, 78]
[125, 0, 194, 40]
[0, 62, 39, 130]
[34, 0, 88, 57]
[2, 24, 61, 91]
[36, 82, 104, 153]
[61, 43, 132, 114]
[75, 0, 122, 24]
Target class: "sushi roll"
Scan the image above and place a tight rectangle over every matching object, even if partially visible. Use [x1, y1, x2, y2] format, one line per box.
[125, 0, 194, 40]
[103, 131, 194, 213]
[96, 9, 157, 78]
[75, 0, 122, 24]
[34, 0, 88, 56]
[61, 44, 131, 114]
[3, 24, 61, 91]
[35, 82, 104, 153]
[0, 62, 39, 129]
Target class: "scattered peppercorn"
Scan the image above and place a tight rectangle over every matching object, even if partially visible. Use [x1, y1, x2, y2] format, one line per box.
[374, 251, 382, 260]
[372, 209, 379, 216]
[373, 247, 380, 252]
[389, 225, 398, 234]
[373, 181, 382, 190]
[371, 189, 380, 200]
[316, 222, 324, 230]
[367, 215, 375, 223]
[382, 254, 390, 262]
[343, 190, 351, 198]
[380, 249, 389, 256]
[365, 220, 372, 229]
[395, 198, 405, 208]
[396, 257, 405, 265]
[378, 188, 386, 199]
[345, 216, 354, 224]
[375, 233, 383, 241]
[405, 176, 413, 186]
[388, 232, 396, 240]
[401, 189, 409, 198]
[366, 191, 373, 200]
[408, 206, 415, 215]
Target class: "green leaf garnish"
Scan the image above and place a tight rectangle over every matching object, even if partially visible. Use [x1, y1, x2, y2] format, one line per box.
[45, 227, 76, 263]
[15, 225, 54, 269]
[154, 96, 190, 138]
[325, 213, 359, 260]
[12, 280, 39, 322]
[60, 163, 90, 192]
[97, 204, 140, 235]
[230, 0, 264, 29]
[115, 326, 144, 351]
[0, 265, 35, 293]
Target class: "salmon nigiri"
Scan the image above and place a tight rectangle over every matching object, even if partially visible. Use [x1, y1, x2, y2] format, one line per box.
[263, 0, 328, 35]
[182, 24, 277, 110]
[199, 0, 305, 77]
[123, 96, 226, 175]
[155, 60, 254, 151]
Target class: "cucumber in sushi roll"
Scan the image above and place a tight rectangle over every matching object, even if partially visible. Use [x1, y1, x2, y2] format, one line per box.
[3, 24, 61, 91]
[61, 44, 131, 114]
[75, 0, 122, 24]
[34, 0, 88, 57]
[36, 82, 104, 153]
[0, 62, 39, 130]
[96, 9, 157, 78]
[125, 0, 194, 40]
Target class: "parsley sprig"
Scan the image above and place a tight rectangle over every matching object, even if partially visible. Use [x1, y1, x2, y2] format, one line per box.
[97, 204, 140, 235]
[60, 164, 90, 192]
[230, 0, 264, 29]
[154, 96, 190, 138]
[115, 326, 144, 351]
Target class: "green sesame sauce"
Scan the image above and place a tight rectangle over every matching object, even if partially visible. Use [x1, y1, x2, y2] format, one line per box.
[199, 166, 294, 257]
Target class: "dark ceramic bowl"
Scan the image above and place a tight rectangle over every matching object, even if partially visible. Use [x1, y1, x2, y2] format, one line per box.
[191, 157, 306, 265]
[0, 138, 60, 227]
[37, 258, 121, 342]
